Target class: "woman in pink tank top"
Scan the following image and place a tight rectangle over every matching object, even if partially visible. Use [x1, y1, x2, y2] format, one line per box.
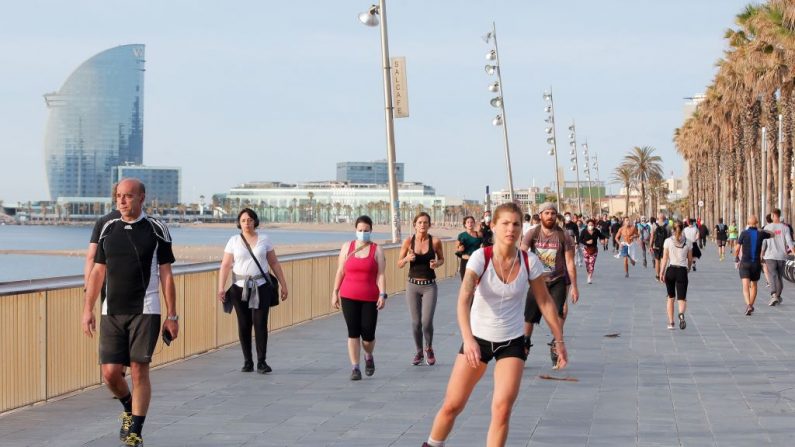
[331, 216, 387, 381]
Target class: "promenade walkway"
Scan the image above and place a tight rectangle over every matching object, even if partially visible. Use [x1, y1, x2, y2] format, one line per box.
[2, 246, 795, 446]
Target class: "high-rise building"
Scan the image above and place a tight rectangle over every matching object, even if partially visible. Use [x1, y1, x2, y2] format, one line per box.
[112, 165, 181, 205]
[43, 44, 145, 200]
[336, 160, 404, 184]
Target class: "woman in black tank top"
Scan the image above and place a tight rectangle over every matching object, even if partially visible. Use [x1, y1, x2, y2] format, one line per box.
[399, 212, 445, 366]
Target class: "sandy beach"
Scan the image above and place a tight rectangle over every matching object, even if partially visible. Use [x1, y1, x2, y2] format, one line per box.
[0, 221, 463, 263]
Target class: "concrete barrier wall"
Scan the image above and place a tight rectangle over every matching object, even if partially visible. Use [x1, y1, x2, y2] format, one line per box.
[0, 241, 460, 413]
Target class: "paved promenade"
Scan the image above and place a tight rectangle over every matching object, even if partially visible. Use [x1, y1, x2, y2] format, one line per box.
[2, 245, 795, 446]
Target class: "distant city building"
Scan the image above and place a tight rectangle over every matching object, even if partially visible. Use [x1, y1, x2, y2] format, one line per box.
[43, 44, 145, 200]
[227, 180, 444, 211]
[562, 181, 606, 203]
[336, 160, 404, 184]
[112, 165, 181, 205]
[683, 94, 705, 120]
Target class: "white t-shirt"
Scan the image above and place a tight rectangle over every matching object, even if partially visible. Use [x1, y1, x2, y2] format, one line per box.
[522, 222, 531, 237]
[663, 236, 691, 267]
[683, 226, 699, 244]
[466, 247, 545, 342]
[224, 233, 273, 286]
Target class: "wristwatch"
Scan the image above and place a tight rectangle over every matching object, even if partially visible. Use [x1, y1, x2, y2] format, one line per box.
[379, 293, 388, 299]
[167, 315, 179, 321]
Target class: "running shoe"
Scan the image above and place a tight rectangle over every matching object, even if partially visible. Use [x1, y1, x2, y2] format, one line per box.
[778, 296, 783, 304]
[643, 260, 647, 268]
[257, 361, 272, 374]
[745, 305, 753, 316]
[587, 277, 592, 284]
[350, 367, 362, 381]
[412, 351, 424, 366]
[667, 322, 675, 330]
[365, 356, 375, 376]
[678, 313, 686, 330]
[425, 348, 436, 366]
[119, 412, 132, 441]
[548, 340, 559, 368]
[241, 361, 254, 373]
[692, 265, 696, 272]
[121, 433, 143, 446]
[625, 272, 629, 278]
[769, 295, 779, 306]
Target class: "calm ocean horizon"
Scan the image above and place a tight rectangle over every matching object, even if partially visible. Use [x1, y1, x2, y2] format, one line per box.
[0, 224, 389, 283]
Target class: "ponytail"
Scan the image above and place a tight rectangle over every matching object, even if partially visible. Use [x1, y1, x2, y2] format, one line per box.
[672, 220, 684, 240]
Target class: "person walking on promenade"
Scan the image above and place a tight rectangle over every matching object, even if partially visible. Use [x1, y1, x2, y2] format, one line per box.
[597, 214, 611, 251]
[684, 219, 701, 271]
[615, 216, 639, 278]
[330, 215, 387, 380]
[761, 208, 794, 306]
[728, 220, 739, 251]
[735, 215, 773, 316]
[399, 212, 445, 366]
[610, 217, 622, 253]
[650, 213, 672, 280]
[423, 203, 567, 447]
[563, 212, 582, 267]
[520, 202, 577, 366]
[456, 216, 483, 280]
[480, 211, 494, 247]
[698, 219, 709, 249]
[715, 218, 729, 261]
[762, 214, 774, 288]
[81, 178, 177, 447]
[659, 220, 692, 330]
[85, 183, 121, 290]
[637, 216, 651, 268]
[579, 218, 603, 284]
[522, 213, 532, 237]
[217, 208, 289, 374]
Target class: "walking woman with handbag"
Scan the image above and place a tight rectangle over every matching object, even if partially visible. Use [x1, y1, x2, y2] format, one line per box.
[331, 215, 387, 381]
[217, 208, 288, 374]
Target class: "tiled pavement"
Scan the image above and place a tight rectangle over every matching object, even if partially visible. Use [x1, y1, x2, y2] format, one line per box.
[2, 245, 795, 446]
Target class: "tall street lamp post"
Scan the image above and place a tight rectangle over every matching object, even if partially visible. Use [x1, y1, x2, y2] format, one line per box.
[544, 89, 562, 210]
[568, 121, 583, 216]
[484, 23, 515, 202]
[359, 1, 401, 243]
[582, 141, 594, 217]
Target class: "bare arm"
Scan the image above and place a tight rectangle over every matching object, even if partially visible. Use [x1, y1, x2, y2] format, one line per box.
[160, 263, 179, 338]
[530, 277, 568, 369]
[266, 249, 289, 300]
[375, 245, 386, 310]
[659, 247, 669, 282]
[458, 269, 480, 368]
[331, 243, 348, 309]
[84, 243, 98, 288]
[431, 238, 445, 268]
[216, 252, 234, 301]
[397, 238, 414, 268]
[565, 245, 578, 303]
[81, 263, 106, 338]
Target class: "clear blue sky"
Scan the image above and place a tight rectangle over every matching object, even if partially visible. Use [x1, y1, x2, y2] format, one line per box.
[0, 0, 754, 204]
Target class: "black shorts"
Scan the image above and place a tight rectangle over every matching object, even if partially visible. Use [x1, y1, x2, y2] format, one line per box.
[652, 247, 663, 260]
[340, 297, 378, 342]
[664, 266, 688, 300]
[717, 239, 727, 247]
[739, 262, 762, 282]
[459, 335, 526, 363]
[100, 314, 161, 365]
[524, 277, 567, 324]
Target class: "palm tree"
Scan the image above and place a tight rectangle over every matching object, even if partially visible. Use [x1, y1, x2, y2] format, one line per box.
[623, 146, 663, 217]
[612, 164, 634, 217]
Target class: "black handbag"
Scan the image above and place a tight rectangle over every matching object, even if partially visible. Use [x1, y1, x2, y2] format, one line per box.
[239, 233, 280, 307]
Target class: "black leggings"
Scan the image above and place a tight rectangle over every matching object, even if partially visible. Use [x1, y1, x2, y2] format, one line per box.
[341, 297, 378, 341]
[229, 284, 270, 363]
[459, 258, 469, 280]
[664, 266, 688, 300]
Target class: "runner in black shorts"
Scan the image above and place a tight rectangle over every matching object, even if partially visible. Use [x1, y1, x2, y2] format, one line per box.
[82, 178, 178, 447]
[735, 215, 772, 316]
[715, 218, 729, 261]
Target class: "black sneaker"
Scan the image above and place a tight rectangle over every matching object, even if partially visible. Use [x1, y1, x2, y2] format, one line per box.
[365, 356, 375, 376]
[121, 433, 143, 446]
[257, 361, 272, 374]
[678, 313, 686, 330]
[119, 412, 132, 441]
[241, 361, 254, 372]
[548, 340, 559, 367]
[350, 367, 362, 381]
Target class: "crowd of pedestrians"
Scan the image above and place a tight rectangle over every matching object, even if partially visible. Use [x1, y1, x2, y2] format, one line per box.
[81, 179, 794, 446]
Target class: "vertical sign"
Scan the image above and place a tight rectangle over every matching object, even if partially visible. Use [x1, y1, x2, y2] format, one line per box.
[390, 57, 409, 118]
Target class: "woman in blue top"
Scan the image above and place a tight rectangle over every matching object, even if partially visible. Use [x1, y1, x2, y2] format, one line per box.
[455, 216, 482, 280]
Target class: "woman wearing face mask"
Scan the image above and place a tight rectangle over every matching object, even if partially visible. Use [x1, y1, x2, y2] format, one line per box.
[399, 212, 445, 366]
[579, 218, 603, 284]
[331, 215, 387, 381]
[456, 216, 483, 280]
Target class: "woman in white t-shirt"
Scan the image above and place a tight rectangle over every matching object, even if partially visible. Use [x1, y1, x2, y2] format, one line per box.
[423, 203, 567, 447]
[217, 208, 288, 374]
[659, 220, 692, 330]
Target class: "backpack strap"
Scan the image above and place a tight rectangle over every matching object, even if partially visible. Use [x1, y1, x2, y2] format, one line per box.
[477, 246, 530, 284]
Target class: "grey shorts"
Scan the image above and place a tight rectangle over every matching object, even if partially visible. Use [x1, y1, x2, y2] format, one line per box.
[100, 314, 161, 365]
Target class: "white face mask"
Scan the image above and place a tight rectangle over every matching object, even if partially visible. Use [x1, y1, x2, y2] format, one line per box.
[484, 216, 491, 224]
[564, 216, 571, 222]
[356, 230, 371, 242]
[587, 225, 594, 231]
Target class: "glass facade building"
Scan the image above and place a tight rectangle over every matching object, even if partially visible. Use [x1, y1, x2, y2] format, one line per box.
[336, 161, 404, 184]
[44, 44, 145, 200]
[112, 165, 181, 205]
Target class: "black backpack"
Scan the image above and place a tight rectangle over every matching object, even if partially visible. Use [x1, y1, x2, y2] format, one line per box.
[653, 224, 668, 250]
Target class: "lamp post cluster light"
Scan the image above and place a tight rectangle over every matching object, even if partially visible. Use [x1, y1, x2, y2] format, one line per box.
[543, 89, 562, 211]
[581, 141, 595, 217]
[484, 22, 515, 202]
[567, 121, 583, 215]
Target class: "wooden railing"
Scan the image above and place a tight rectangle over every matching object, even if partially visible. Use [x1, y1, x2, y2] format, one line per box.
[0, 241, 459, 414]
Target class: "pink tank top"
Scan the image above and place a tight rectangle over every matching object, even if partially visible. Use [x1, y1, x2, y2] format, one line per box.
[339, 242, 379, 302]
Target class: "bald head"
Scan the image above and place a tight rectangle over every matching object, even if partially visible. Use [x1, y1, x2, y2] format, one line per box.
[747, 215, 758, 227]
[116, 178, 146, 221]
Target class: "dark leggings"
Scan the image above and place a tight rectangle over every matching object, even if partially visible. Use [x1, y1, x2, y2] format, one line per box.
[459, 258, 469, 280]
[229, 284, 270, 363]
[664, 266, 689, 300]
[341, 297, 378, 341]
